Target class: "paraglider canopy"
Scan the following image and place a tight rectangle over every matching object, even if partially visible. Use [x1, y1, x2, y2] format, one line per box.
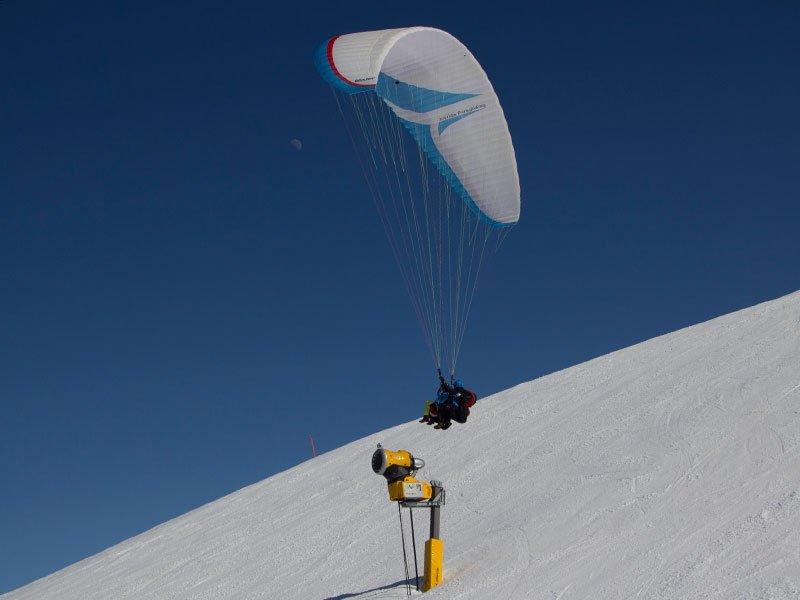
[315, 27, 520, 375]
[315, 27, 520, 228]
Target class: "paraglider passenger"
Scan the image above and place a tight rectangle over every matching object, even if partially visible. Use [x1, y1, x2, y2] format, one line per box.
[420, 371, 478, 430]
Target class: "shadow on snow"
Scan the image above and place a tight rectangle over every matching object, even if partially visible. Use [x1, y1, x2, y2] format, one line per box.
[323, 578, 418, 599]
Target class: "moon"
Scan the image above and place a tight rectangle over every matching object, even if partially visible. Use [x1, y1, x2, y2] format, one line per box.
[290, 138, 302, 151]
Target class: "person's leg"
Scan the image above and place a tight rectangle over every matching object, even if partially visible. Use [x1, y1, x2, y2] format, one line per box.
[436, 403, 452, 429]
[419, 400, 433, 423]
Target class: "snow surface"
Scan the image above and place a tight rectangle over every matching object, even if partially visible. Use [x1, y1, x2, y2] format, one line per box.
[5, 292, 800, 599]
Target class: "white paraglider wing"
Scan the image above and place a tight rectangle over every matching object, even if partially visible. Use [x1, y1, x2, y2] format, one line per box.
[316, 27, 520, 228]
[315, 27, 521, 373]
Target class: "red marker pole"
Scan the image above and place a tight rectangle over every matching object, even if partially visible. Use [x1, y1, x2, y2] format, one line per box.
[309, 435, 317, 458]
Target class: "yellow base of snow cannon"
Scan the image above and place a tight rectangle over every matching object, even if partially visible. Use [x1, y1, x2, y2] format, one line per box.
[422, 538, 444, 591]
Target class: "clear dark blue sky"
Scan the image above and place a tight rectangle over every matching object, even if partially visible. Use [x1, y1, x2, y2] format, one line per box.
[1, 0, 798, 592]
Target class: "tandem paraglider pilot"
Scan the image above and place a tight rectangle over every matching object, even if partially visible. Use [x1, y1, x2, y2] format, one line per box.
[420, 370, 477, 430]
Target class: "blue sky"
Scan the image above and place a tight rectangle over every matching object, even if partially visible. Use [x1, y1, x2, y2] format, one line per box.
[1, 0, 798, 592]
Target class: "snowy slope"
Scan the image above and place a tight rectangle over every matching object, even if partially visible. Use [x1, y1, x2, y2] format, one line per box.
[5, 292, 800, 600]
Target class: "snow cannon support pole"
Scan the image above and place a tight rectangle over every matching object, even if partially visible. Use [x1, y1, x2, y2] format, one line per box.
[420, 481, 444, 592]
[372, 445, 446, 593]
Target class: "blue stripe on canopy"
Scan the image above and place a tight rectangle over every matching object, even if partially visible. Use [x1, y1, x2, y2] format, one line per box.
[376, 73, 478, 113]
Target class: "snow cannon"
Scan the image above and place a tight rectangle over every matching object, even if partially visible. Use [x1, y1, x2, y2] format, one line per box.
[372, 444, 445, 592]
[372, 446, 431, 502]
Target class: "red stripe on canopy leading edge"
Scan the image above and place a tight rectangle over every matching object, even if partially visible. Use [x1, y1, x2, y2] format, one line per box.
[326, 36, 372, 88]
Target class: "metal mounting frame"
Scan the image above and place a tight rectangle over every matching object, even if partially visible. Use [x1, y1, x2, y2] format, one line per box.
[401, 481, 445, 508]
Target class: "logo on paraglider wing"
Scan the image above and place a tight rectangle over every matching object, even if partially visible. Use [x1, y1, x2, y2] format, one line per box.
[437, 103, 487, 135]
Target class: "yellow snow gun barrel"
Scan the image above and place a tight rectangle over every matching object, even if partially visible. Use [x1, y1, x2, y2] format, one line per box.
[371, 447, 425, 483]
